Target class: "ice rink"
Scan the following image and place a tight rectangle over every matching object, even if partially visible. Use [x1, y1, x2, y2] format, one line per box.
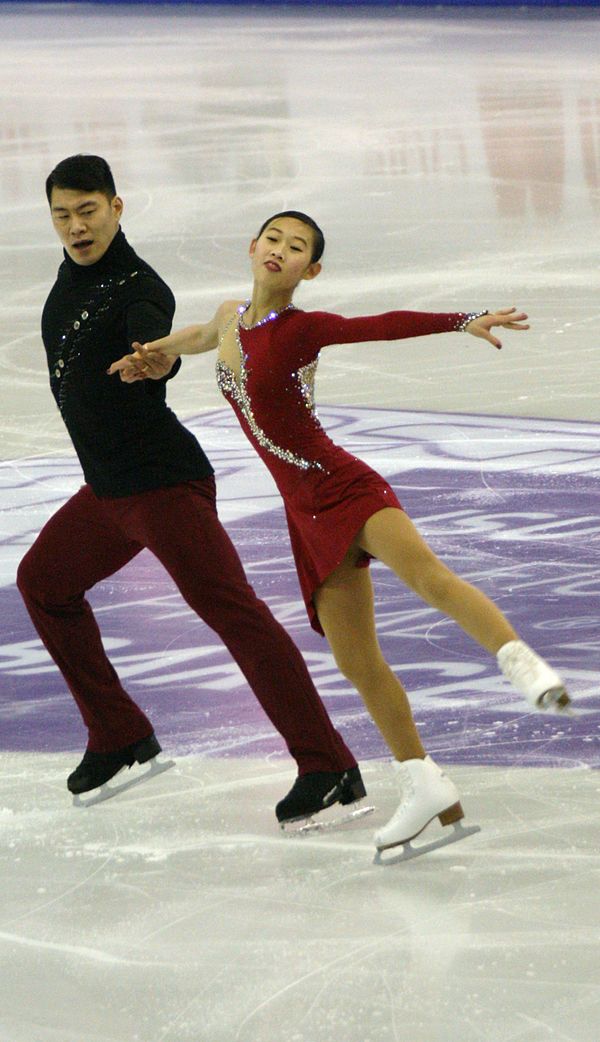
[1, 4, 600, 1041]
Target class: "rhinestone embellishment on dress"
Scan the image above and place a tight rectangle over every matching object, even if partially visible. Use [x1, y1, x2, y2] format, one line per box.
[214, 307, 324, 473]
[236, 300, 296, 329]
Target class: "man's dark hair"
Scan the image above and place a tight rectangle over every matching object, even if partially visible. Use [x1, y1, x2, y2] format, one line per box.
[45, 154, 117, 205]
[256, 211, 325, 263]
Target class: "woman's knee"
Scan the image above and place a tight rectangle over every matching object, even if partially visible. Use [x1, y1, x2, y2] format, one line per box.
[330, 640, 386, 688]
[411, 559, 457, 608]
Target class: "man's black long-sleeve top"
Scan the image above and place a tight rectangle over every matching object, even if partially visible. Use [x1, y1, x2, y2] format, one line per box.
[41, 228, 213, 497]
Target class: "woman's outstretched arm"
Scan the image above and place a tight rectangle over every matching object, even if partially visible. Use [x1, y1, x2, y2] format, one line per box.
[107, 300, 239, 381]
[308, 306, 529, 352]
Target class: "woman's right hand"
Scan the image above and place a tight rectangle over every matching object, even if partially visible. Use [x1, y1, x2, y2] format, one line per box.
[106, 342, 176, 380]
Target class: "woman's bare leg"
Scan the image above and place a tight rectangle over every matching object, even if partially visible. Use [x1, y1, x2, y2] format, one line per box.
[357, 508, 517, 654]
[313, 553, 425, 761]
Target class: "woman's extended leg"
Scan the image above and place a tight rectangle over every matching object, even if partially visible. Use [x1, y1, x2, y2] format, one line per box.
[313, 551, 425, 762]
[356, 508, 517, 654]
[356, 507, 570, 713]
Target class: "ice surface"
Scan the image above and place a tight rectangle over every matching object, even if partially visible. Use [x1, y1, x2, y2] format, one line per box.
[2, 407, 600, 769]
[1, 5, 600, 1041]
[2, 755, 600, 1042]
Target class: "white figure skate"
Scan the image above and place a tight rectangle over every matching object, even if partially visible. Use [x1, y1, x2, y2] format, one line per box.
[374, 756, 480, 865]
[497, 640, 573, 713]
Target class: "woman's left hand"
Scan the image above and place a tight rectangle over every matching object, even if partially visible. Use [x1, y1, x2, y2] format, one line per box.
[465, 307, 529, 350]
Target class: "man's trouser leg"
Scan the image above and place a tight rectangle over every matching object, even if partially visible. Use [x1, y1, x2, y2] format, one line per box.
[17, 485, 154, 752]
[109, 479, 356, 775]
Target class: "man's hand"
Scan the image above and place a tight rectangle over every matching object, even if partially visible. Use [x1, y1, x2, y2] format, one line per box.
[107, 343, 177, 382]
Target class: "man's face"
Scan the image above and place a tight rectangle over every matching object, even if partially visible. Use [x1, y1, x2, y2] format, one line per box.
[49, 187, 123, 266]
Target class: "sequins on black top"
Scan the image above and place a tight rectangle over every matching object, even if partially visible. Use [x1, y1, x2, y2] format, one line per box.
[41, 229, 213, 497]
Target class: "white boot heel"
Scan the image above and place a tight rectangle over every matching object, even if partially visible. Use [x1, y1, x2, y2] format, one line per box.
[374, 757, 480, 865]
[438, 801, 464, 827]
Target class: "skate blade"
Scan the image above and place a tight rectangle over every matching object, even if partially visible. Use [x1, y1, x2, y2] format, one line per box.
[553, 703, 578, 718]
[281, 799, 376, 835]
[539, 687, 577, 716]
[374, 820, 481, 866]
[72, 757, 176, 808]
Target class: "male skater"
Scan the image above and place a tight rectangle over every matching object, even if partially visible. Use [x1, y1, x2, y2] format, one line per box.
[16, 154, 365, 824]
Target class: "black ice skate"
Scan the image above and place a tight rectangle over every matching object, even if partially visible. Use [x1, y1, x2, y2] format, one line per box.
[69, 733, 175, 807]
[276, 765, 375, 834]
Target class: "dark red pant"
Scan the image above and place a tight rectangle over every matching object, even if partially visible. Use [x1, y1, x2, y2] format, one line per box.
[17, 478, 356, 774]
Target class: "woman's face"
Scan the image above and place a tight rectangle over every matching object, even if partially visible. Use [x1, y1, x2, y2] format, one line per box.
[250, 217, 321, 291]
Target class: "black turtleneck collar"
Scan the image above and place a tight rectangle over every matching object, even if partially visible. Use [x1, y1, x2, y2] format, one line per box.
[61, 227, 134, 284]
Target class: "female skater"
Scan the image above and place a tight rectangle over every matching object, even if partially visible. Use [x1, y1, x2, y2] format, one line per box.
[109, 211, 571, 856]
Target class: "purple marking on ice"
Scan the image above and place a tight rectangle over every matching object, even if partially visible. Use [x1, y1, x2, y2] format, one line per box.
[1, 407, 599, 768]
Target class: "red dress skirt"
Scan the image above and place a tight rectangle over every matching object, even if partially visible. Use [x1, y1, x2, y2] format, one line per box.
[281, 451, 401, 633]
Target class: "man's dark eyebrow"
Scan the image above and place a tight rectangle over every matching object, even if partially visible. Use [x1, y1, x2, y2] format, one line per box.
[51, 200, 98, 213]
[268, 225, 308, 247]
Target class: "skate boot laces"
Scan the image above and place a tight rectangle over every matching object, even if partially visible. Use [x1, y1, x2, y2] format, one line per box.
[393, 760, 416, 809]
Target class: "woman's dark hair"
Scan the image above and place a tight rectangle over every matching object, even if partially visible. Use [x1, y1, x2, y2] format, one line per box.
[45, 154, 117, 205]
[256, 211, 325, 263]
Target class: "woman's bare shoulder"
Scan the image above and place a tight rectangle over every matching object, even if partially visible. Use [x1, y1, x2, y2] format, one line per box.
[217, 299, 244, 320]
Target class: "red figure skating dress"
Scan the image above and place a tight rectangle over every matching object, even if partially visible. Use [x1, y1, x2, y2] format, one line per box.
[216, 307, 473, 633]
